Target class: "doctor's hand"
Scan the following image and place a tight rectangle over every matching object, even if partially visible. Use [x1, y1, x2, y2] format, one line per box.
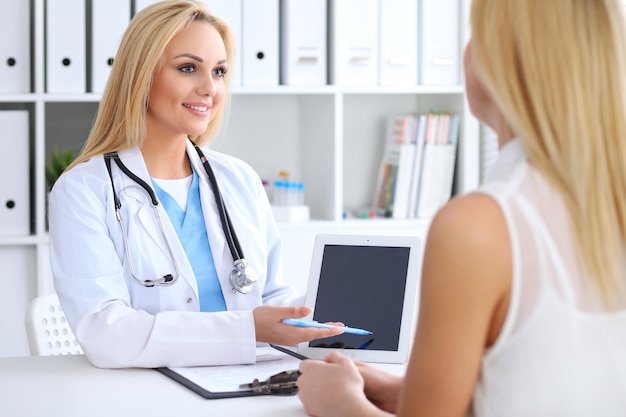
[253, 306, 343, 346]
[297, 352, 383, 417]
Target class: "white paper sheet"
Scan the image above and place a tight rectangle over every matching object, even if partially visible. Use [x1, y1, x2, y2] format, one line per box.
[167, 347, 301, 393]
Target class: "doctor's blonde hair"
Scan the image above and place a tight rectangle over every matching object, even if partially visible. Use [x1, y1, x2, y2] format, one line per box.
[470, 0, 626, 306]
[70, 0, 234, 168]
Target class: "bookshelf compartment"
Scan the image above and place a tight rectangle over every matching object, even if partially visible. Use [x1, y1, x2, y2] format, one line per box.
[44, 102, 98, 161]
[213, 93, 336, 221]
[342, 93, 467, 216]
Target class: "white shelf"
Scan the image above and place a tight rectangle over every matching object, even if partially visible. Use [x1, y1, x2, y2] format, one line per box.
[0, 236, 45, 246]
[0, 85, 466, 103]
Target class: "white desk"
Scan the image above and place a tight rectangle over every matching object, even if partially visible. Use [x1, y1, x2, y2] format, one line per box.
[0, 354, 404, 417]
[0, 354, 307, 417]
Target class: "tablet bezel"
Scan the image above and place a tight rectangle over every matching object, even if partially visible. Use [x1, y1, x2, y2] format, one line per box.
[296, 234, 421, 364]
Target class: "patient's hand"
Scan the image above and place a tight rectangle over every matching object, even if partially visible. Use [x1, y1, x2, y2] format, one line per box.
[357, 360, 403, 413]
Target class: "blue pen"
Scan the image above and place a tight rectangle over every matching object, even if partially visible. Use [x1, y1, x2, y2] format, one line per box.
[282, 318, 373, 336]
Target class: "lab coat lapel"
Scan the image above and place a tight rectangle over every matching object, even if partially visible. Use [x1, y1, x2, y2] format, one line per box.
[115, 148, 166, 251]
[186, 141, 229, 292]
[116, 148, 199, 296]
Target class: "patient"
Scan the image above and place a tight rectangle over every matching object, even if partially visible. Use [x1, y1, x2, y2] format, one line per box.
[296, 0, 626, 416]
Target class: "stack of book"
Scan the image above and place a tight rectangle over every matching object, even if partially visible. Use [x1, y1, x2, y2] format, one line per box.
[373, 112, 460, 219]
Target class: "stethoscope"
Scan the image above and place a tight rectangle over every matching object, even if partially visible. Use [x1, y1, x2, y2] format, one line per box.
[104, 140, 256, 294]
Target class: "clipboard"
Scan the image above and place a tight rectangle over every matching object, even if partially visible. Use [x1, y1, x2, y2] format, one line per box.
[155, 345, 307, 399]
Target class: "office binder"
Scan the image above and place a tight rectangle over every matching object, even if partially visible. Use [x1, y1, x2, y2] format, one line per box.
[0, 1, 30, 93]
[205, 0, 243, 88]
[91, 0, 131, 93]
[418, 0, 460, 85]
[390, 115, 417, 219]
[378, 0, 418, 86]
[46, 0, 86, 93]
[0, 111, 30, 236]
[279, 0, 327, 86]
[241, 0, 279, 86]
[415, 114, 459, 218]
[415, 143, 457, 217]
[373, 114, 416, 218]
[329, 0, 379, 86]
[407, 113, 428, 218]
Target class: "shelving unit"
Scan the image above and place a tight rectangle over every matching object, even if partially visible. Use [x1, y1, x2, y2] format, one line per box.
[0, 0, 479, 357]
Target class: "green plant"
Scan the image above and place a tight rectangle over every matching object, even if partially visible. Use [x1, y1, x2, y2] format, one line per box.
[46, 148, 76, 190]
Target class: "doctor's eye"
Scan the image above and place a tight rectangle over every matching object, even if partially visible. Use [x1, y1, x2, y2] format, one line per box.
[212, 66, 227, 78]
[178, 63, 196, 74]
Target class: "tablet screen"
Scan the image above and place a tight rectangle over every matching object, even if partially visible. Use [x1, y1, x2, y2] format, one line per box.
[309, 244, 411, 352]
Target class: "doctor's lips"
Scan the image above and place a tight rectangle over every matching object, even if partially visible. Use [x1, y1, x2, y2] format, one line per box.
[183, 103, 210, 112]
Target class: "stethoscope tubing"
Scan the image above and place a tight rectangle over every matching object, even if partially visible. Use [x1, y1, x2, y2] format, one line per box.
[103, 141, 255, 292]
[192, 143, 244, 262]
[105, 154, 180, 287]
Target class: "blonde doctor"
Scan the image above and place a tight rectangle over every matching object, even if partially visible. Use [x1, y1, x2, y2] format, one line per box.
[48, 0, 340, 369]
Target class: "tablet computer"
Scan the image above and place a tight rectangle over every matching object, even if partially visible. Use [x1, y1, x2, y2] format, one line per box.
[295, 234, 421, 364]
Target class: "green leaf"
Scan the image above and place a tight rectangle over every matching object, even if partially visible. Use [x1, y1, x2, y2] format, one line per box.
[46, 148, 76, 190]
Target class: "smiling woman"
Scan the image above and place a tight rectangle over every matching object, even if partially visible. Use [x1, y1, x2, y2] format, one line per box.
[47, 0, 342, 370]
[143, 20, 227, 178]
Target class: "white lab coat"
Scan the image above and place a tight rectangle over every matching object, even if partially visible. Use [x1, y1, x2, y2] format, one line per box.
[49, 140, 300, 368]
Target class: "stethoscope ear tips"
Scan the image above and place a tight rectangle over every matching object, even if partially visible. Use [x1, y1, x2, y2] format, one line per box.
[230, 259, 256, 294]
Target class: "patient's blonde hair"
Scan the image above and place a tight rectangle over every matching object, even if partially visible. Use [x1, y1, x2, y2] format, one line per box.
[470, 0, 626, 306]
[70, 0, 234, 168]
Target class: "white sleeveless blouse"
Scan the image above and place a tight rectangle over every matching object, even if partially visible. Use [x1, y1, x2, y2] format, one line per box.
[470, 139, 626, 417]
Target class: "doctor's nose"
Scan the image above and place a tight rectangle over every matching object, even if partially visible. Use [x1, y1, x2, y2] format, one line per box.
[198, 74, 218, 97]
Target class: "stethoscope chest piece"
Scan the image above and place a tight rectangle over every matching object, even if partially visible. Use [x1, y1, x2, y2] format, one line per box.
[230, 259, 256, 294]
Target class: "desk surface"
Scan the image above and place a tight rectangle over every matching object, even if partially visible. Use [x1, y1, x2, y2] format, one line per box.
[0, 354, 404, 417]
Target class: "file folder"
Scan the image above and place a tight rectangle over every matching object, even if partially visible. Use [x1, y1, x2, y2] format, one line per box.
[91, 0, 131, 93]
[329, 0, 379, 86]
[378, 0, 418, 86]
[280, 0, 327, 86]
[415, 113, 459, 218]
[46, 0, 86, 93]
[0, 1, 31, 93]
[205, 0, 243, 88]
[0, 111, 30, 236]
[415, 142, 457, 217]
[241, 0, 279, 86]
[418, 0, 460, 85]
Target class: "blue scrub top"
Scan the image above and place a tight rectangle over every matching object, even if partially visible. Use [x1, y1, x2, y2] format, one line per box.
[152, 169, 227, 312]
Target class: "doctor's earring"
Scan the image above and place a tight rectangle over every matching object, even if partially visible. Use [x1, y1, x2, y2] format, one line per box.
[230, 259, 256, 294]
